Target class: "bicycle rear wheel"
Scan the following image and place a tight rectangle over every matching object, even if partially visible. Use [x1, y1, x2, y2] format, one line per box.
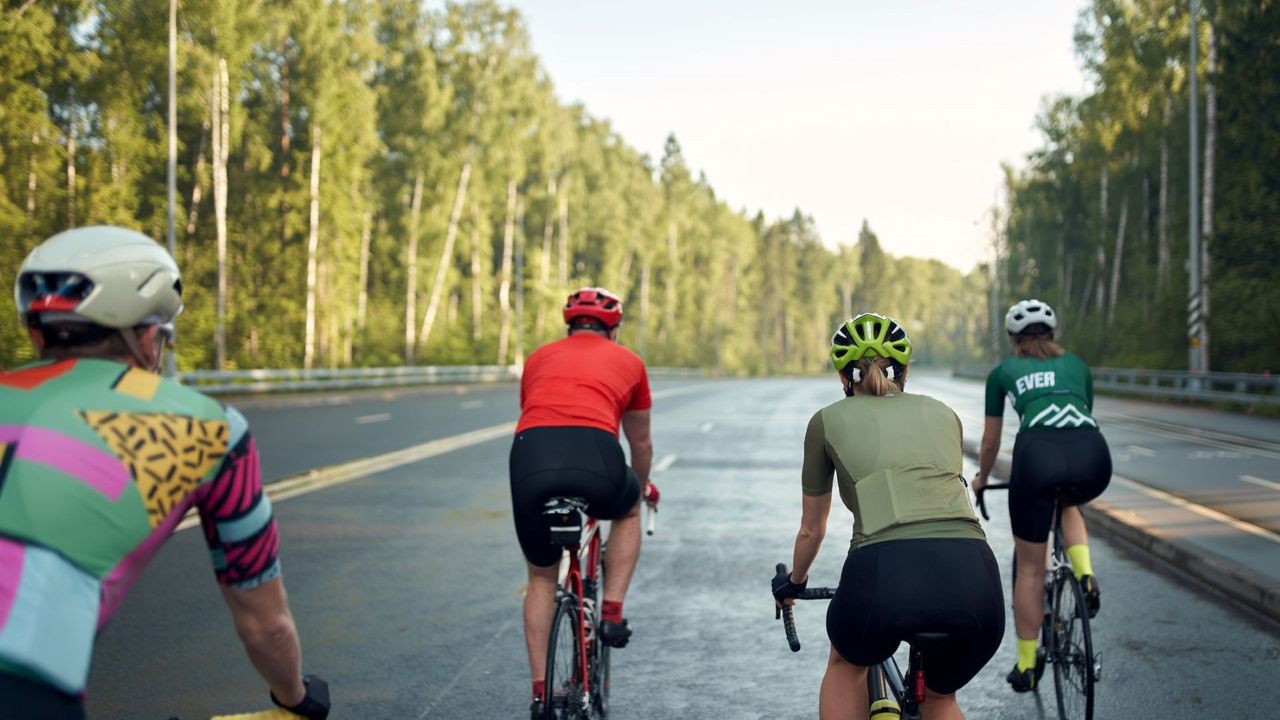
[546, 596, 585, 719]
[1049, 571, 1095, 720]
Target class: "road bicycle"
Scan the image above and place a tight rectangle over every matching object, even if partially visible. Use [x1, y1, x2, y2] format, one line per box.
[540, 497, 611, 719]
[774, 562, 948, 720]
[977, 483, 1101, 720]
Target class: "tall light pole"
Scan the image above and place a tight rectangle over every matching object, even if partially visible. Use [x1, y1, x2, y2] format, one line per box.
[1187, 0, 1204, 375]
[165, 0, 178, 376]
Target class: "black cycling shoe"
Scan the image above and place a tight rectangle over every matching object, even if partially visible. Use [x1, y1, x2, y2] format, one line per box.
[599, 618, 632, 648]
[1006, 652, 1046, 693]
[1080, 574, 1101, 618]
[530, 700, 545, 720]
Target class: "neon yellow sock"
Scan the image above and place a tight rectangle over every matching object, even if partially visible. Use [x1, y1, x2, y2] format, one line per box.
[1067, 544, 1093, 580]
[1017, 638, 1039, 672]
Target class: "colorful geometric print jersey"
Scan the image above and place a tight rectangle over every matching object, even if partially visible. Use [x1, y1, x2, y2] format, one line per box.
[984, 353, 1097, 432]
[0, 359, 280, 695]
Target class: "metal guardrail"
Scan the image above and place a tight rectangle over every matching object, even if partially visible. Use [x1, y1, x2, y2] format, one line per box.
[178, 364, 705, 396]
[953, 363, 1280, 406]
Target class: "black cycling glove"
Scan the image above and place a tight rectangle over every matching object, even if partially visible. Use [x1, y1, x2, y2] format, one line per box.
[771, 569, 808, 602]
[271, 674, 331, 719]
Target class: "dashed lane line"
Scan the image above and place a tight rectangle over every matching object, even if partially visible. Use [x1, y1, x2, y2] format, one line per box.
[354, 413, 391, 424]
[1240, 474, 1280, 492]
[653, 454, 678, 473]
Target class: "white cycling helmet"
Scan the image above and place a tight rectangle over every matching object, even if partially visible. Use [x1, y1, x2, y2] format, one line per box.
[1005, 299, 1057, 335]
[16, 226, 183, 331]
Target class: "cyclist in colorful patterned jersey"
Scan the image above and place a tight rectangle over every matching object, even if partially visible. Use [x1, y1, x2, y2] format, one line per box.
[510, 287, 657, 719]
[773, 313, 1004, 720]
[0, 227, 329, 720]
[972, 299, 1112, 693]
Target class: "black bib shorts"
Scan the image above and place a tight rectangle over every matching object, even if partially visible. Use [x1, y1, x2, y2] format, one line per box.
[1008, 427, 1112, 542]
[509, 426, 640, 567]
[825, 538, 1006, 695]
[0, 671, 85, 720]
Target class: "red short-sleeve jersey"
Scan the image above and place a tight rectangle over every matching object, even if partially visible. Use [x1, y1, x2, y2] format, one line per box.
[516, 333, 652, 436]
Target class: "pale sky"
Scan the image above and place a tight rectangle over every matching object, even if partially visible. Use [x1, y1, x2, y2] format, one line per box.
[508, 0, 1091, 272]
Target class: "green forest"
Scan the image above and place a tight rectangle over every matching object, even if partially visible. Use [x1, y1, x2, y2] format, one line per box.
[0, 0, 989, 374]
[997, 0, 1279, 373]
[3, 1, 1274, 376]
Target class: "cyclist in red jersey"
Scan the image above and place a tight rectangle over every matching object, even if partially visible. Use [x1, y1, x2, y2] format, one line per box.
[511, 287, 658, 718]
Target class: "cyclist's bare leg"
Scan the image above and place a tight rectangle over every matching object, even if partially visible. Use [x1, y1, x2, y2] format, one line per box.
[1012, 537, 1049, 641]
[1060, 505, 1089, 547]
[920, 688, 964, 720]
[523, 561, 560, 680]
[602, 500, 642, 603]
[818, 646, 868, 720]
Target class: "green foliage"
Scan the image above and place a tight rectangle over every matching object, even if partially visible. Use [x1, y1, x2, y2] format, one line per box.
[999, 0, 1280, 373]
[0, 1, 988, 374]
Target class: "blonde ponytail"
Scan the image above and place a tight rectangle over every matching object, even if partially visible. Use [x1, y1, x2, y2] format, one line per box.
[851, 356, 903, 397]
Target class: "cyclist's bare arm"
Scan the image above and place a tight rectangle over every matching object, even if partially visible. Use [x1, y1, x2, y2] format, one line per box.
[220, 578, 307, 706]
[621, 408, 653, 486]
[790, 492, 830, 583]
[975, 416, 1003, 489]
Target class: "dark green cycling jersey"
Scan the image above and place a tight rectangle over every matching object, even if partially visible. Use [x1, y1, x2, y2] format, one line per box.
[802, 392, 984, 551]
[985, 353, 1097, 432]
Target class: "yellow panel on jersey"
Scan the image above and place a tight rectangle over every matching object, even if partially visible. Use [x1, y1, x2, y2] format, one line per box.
[111, 367, 162, 401]
[78, 411, 229, 527]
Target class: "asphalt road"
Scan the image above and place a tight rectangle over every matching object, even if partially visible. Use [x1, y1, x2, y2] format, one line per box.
[86, 374, 1280, 719]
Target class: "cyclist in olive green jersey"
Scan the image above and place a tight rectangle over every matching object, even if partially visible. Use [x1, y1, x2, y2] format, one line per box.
[972, 299, 1112, 693]
[774, 313, 1004, 720]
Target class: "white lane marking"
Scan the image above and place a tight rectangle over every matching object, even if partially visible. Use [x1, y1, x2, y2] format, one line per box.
[354, 413, 391, 425]
[699, 421, 715, 433]
[176, 421, 516, 532]
[652, 454, 677, 473]
[460, 399, 484, 409]
[1240, 474, 1280, 492]
[1127, 445, 1156, 457]
[1108, 474, 1280, 545]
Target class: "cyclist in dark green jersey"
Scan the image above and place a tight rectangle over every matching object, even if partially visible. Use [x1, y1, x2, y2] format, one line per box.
[973, 299, 1112, 693]
[774, 313, 1004, 720]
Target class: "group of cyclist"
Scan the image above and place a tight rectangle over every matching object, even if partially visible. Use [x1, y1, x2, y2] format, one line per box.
[1, 224, 1110, 720]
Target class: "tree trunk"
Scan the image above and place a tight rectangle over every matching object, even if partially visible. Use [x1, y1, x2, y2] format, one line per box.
[661, 221, 678, 341]
[65, 107, 75, 226]
[403, 172, 424, 363]
[557, 177, 570, 290]
[418, 161, 472, 352]
[496, 179, 516, 365]
[638, 258, 651, 357]
[616, 247, 634, 299]
[302, 124, 322, 369]
[185, 121, 209, 237]
[1158, 94, 1171, 290]
[1107, 195, 1128, 324]
[535, 175, 557, 340]
[26, 132, 39, 227]
[357, 210, 371, 333]
[470, 199, 482, 342]
[514, 197, 526, 365]
[213, 58, 230, 370]
[1200, 13, 1217, 370]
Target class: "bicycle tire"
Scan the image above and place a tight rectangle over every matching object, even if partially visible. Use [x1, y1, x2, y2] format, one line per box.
[545, 596, 585, 720]
[1049, 571, 1094, 720]
[591, 541, 610, 719]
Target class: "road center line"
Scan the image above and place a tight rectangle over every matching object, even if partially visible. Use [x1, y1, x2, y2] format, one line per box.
[176, 421, 517, 532]
[1127, 444, 1156, 457]
[354, 413, 391, 424]
[652, 454, 677, 473]
[1240, 474, 1280, 492]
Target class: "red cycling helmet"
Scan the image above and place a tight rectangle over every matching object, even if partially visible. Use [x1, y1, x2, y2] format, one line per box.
[563, 287, 623, 328]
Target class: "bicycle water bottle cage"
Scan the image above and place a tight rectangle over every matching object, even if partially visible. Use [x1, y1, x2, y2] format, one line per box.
[543, 497, 587, 547]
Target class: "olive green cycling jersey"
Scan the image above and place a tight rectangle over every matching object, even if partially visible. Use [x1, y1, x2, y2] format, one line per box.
[802, 392, 984, 551]
[984, 353, 1096, 432]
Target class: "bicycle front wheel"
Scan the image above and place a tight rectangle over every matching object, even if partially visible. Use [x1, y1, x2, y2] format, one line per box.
[1049, 571, 1095, 720]
[546, 596, 585, 719]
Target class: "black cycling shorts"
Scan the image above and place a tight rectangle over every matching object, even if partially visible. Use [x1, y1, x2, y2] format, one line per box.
[1009, 427, 1112, 542]
[0, 671, 85, 720]
[510, 426, 641, 567]
[826, 538, 1005, 695]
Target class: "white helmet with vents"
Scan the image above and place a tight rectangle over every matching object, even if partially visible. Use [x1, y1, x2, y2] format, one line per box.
[1005, 299, 1057, 335]
[16, 226, 183, 331]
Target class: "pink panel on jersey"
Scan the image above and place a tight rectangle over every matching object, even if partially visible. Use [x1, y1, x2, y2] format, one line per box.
[0, 425, 130, 501]
[0, 537, 24, 629]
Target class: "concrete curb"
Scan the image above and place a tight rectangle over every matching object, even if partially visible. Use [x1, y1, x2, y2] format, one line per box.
[962, 438, 1280, 623]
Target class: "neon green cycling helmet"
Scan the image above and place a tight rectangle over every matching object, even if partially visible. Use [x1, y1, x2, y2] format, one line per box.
[830, 313, 913, 370]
